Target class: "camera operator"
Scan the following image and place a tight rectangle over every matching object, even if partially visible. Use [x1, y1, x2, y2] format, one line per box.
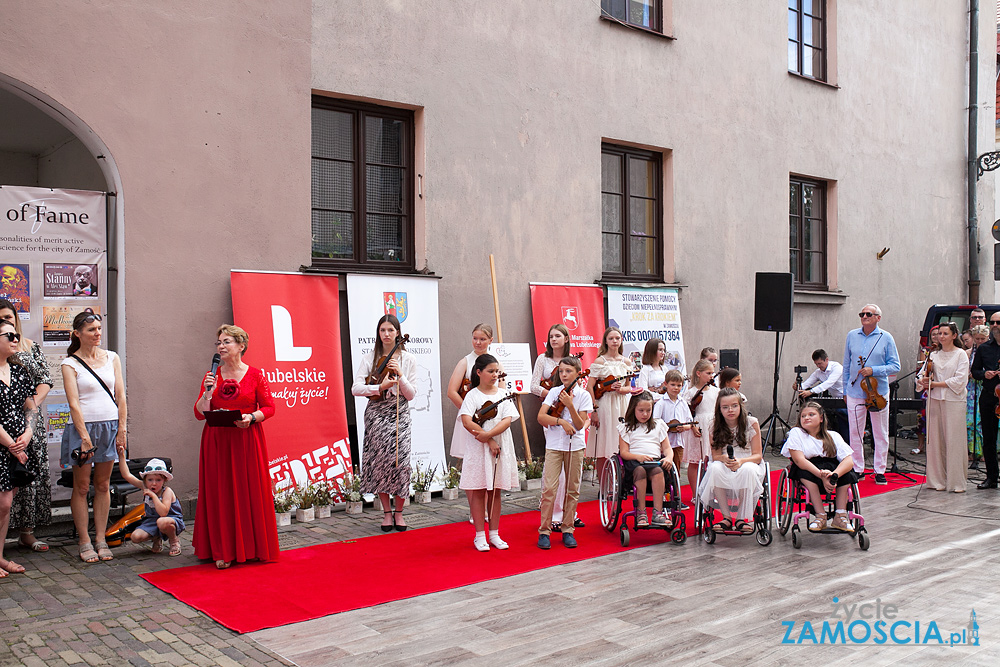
[793, 349, 849, 442]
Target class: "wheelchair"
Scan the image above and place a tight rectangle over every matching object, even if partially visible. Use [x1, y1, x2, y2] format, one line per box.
[598, 454, 687, 546]
[775, 466, 870, 550]
[693, 458, 773, 546]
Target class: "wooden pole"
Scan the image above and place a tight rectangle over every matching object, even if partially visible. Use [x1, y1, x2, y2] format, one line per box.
[489, 254, 533, 462]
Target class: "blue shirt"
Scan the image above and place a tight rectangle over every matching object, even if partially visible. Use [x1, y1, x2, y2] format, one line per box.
[842, 326, 901, 399]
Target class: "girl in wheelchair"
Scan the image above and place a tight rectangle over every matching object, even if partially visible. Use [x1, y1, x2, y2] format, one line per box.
[699, 388, 763, 534]
[780, 401, 858, 533]
[618, 391, 674, 528]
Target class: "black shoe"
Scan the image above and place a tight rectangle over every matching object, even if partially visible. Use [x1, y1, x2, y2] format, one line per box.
[874, 474, 887, 486]
[574, 518, 585, 528]
[381, 511, 394, 533]
[856, 472, 867, 482]
[977, 480, 998, 489]
[550, 522, 562, 533]
[393, 510, 408, 532]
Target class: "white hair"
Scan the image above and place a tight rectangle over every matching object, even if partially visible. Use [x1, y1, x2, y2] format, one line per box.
[862, 304, 882, 317]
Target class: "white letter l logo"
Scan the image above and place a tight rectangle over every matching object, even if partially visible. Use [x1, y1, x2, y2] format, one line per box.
[272, 305, 312, 361]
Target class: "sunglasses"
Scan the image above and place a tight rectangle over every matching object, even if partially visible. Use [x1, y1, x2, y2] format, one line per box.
[80, 313, 102, 324]
[0, 332, 21, 343]
[859, 312, 877, 318]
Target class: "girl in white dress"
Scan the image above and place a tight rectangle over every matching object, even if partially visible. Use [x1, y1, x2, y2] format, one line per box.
[618, 391, 674, 528]
[699, 388, 763, 534]
[780, 402, 859, 532]
[589, 327, 641, 476]
[917, 322, 970, 493]
[458, 354, 519, 551]
[447, 324, 495, 460]
[638, 338, 668, 399]
[681, 359, 717, 494]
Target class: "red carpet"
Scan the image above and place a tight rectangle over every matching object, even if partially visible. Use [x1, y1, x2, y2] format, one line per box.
[141, 469, 921, 633]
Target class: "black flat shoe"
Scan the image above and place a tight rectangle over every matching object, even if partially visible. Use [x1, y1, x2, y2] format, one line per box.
[394, 510, 408, 532]
[381, 510, 394, 532]
[977, 480, 998, 489]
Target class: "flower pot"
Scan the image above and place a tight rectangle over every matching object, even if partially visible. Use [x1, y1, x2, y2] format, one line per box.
[295, 507, 315, 522]
[442, 487, 459, 500]
[345, 501, 363, 515]
[525, 478, 542, 491]
[415, 491, 431, 504]
[276, 511, 292, 527]
[520, 479, 528, 491]
[316, 505, 331, 519]
[582, 470, 595, 483]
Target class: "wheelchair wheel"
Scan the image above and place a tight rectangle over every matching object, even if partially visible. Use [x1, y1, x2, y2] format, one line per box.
[849, 483, 863, 534]
[620, 527, 630, 547]
[671, 527, 686, 544]
[599, 457, 622, 532]
[858, 528, 870, 551]
[702, 512, 716, 544]
[791, 525, 802, 549]
[776, 469, 793, 536]
[756, 528, 772, 547]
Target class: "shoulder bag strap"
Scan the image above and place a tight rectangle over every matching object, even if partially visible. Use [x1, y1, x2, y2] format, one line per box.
[71, 354, 118, 406]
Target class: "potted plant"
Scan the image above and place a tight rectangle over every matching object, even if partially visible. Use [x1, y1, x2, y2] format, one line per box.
[442, 465, 461, 500]
[273, 487, 294, 526]
[313, 480, 334, 519]
[522, 459, 543, 491]
[582, 457, 597, 483]
[411, 461, 437, 504]
[294, 484, 316, 522]
[339, 472, 364, 515]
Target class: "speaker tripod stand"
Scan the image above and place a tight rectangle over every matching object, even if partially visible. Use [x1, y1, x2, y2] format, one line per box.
[760, 331, 791, 454]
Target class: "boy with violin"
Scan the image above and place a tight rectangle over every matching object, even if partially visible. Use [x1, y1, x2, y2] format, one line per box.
[536, 356, 593, 549]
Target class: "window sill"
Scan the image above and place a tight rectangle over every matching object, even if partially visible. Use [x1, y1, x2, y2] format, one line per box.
[598, 278, 685, 289]
[788, 71, 840, 90]
[300, 264, 440, 278]
[794, 288, 848, 305]
[599, 14, 674, 40]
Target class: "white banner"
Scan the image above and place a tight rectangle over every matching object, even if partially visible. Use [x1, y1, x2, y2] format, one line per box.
[606, 285, 686, 376]
[487, 342, 533, 394]
[346, 274, 446, 491]
[0, 185, 108, 501]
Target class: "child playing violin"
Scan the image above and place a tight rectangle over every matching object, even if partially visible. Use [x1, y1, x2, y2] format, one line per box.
[682, 359, 717, 495]
[638, 338, 669, 399]
[458, 354, 519, 551]
[588, 327, 641, 478]
[653, 370, 695, 507]
[537, 356, 592, 549]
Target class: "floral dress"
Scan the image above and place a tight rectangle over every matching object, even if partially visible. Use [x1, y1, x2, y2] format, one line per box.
[0, 362, 34, 493]
[9, 343, 54, 529]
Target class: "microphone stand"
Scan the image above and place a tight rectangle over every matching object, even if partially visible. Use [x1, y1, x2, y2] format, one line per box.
[887, 372, 919, 483]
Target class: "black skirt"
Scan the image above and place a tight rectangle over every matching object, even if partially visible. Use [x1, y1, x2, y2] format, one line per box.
[789, 456, 858, 487]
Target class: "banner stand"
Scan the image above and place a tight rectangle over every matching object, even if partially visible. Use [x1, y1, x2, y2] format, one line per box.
[489, 255, 532, 462]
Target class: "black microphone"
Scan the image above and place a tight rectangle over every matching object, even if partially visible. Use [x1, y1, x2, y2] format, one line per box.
[727, 445, 734, 460]
[211, 353, 221, 375]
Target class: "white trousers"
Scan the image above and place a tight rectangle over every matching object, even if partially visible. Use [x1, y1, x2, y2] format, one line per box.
[846, 395, 890, 474]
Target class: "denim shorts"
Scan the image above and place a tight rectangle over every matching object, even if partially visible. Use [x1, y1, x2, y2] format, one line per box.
[60, 420, 119, 467]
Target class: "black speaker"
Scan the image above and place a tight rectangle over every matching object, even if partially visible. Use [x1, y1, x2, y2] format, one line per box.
[754, 272, 794, 332]
[720, 349, 739, 371]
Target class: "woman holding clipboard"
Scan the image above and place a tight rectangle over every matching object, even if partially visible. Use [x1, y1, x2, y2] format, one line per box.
[193, 324, 279, 569]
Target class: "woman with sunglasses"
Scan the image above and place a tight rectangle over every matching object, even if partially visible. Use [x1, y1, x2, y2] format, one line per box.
[61, 309, 127, 563]
[0, 318, 39, 577]
[0, 299, 54, 554]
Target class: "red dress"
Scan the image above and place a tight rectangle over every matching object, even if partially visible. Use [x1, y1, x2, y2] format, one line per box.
[193, 366, 279, 563]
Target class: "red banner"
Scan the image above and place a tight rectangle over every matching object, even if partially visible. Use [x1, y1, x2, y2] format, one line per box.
[529, 284, 606, 367]
[230, 271, 352, 494]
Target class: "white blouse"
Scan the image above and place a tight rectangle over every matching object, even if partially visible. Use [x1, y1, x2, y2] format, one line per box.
[618, 419, 670, 458]
[351, 350, 417, 400]
[638, 364, 667, 395]
[781, 426, 853, 461]
[530, 355, 559, 398]
[918, 348, 969, 402]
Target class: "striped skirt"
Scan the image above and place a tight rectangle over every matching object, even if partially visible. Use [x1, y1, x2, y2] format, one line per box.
[360, 395, 412, 497]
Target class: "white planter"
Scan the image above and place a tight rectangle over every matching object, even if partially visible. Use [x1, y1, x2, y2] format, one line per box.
[442, 487, 459, 500]
[276, 511, 292, 526]
[520, 478, 528, 491]
[316, 505, 331, 519]
[525, 478, 542, 491]
[415, 491, 431, 504]
[345, 501, 363, 515]
[582, 470, 595, 483]
[295, 507, 315, 522]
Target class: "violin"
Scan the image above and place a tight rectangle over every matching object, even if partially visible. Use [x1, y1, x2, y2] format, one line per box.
[666, 419, 698, 433]
[688, 371, 721, 411]
[857, 355, 887, 411]
[459, 372, 506, 400]
[593, 371, 640, 400]
[471, 393, 517, 427]
[546, 371, 591, 417]
[366, 333, 410, 401]
[540, 353, 584, 390]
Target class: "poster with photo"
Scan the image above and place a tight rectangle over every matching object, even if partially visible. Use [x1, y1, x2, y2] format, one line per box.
[44, 306, 100, 347]
[46, 402, 71, 446]
[43, 263, 98, 298]
[0, 263, 30, 316]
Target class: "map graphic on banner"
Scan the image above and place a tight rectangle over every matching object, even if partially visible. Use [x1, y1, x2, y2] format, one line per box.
[230, 271, 353, 496]
[347, 274, 446, 492]
[0, 185, 107, 498]
[606, 285, 686, 376]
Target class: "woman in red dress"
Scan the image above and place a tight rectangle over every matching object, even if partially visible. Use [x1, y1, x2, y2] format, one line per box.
[193, 324, 279, 569]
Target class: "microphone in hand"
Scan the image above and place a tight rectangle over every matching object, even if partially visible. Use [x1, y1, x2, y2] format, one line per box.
[206, 353, 221, 392]
[727, 445, 734, 461]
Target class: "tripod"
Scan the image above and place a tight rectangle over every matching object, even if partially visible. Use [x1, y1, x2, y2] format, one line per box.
[887, 374, 919, 483]
[760, 332, 791, 454]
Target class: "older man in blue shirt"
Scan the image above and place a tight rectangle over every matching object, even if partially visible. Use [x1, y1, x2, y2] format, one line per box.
[842, 304, 901, 485]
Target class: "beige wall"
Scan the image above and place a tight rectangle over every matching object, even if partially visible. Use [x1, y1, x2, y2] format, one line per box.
[314, 1, 996, 447]
[0, 1, 312, 494]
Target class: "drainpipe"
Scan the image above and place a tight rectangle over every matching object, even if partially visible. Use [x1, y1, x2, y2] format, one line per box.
[968, 0, 980, 305]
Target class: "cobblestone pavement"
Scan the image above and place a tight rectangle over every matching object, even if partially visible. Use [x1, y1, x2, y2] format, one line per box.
[0, 476, 604, 667]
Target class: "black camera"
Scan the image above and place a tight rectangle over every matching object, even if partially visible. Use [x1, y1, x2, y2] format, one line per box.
[71, 447, 94, 464]
[794, 365, 809, 374]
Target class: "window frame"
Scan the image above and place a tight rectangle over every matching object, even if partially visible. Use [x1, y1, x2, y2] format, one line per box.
[600, 0, 664, 35]
[787, 0, 826, 82]
[310, 95, 415, 273]
[789, 176, 827, 290]
[601, 143, 663, 283]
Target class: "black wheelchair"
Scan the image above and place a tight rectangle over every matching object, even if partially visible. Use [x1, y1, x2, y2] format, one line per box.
[693, 458, 773, 546]
[775, 466, 870, 550]
[598, 453, 687, 546]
